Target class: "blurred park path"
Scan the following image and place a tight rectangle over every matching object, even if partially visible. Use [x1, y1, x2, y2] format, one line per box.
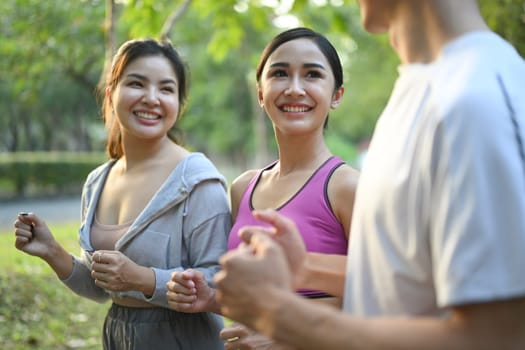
[0, 162, 240, 232]
[0, 195, 81, 231]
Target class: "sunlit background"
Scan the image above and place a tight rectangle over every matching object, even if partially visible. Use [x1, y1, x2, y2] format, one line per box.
[1, 1, 524, 349]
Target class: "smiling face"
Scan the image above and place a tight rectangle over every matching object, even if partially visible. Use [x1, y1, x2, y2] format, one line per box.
[110, 54, 179, 143]
[257, 38, 343, 137]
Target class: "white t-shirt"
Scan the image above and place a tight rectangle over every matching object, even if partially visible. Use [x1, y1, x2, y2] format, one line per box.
[344, 31, 525, 317]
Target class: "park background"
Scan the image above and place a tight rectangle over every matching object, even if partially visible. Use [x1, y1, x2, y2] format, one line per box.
[1, 0, 524, 349]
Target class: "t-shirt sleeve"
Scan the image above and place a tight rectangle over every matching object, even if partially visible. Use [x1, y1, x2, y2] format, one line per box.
[430, 87, 525, 307]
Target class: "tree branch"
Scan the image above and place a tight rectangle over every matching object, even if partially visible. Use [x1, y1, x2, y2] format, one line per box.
[159, 0, 192, 41]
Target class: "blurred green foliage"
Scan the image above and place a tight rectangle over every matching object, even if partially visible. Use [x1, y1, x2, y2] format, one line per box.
[0, 0, 523, 171]
[0, 152, 106, 197]
[0, 0, 396, 170]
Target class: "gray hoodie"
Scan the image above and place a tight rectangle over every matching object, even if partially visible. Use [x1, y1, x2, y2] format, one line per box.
[61, 152, 231, 308]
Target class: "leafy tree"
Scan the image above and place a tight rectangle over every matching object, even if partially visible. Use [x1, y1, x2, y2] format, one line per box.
[1, 0, 523, 169]
[0, 0, 106, 152]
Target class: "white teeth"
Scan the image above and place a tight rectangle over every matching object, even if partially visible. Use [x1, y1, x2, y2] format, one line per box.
[282, 106, 310, 113]
[135, 112, 159, 120]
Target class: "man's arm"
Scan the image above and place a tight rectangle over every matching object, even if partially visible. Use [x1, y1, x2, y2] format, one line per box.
[215, 210, 525, 350]
[262, 287, 525, 350]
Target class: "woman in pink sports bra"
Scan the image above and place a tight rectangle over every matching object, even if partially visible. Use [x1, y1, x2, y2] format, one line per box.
[167, 27, 359, 350]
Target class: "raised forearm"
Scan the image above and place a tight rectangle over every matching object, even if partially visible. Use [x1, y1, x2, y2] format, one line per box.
[133, 266, 156, 297]
[43, 242, 75, 280]
[263, 291, 525, 350]
[207, 289, 223, 314]
[300, 253, 346, 297]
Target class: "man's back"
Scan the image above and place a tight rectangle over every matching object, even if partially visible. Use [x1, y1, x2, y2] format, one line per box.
[345, 30, 525, 317]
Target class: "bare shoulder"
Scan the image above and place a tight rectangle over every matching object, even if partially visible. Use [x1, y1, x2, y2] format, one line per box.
[230, 169, 259, 220]
[329, 164, 359, 195]
[327, 164, 360, 238]
[231, 169, 259, 195]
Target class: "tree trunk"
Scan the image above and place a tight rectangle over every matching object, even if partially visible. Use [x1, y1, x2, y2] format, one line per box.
[252, 92, 269, 168]
[6, 105, 19, 152]
[99, 0, 117, 88]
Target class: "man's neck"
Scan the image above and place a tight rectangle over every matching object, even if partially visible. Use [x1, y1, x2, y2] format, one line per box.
[391, 0, 489, 64]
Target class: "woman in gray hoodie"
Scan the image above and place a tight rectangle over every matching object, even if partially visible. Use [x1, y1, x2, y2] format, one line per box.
[13, 38, 231, 350]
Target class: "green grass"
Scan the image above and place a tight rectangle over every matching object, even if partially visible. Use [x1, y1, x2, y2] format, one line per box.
[0, 223, 107, 349]
[0, 223, 236, 349]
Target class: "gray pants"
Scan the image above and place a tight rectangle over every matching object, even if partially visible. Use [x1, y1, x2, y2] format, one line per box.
[102, 303, 224, 350]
